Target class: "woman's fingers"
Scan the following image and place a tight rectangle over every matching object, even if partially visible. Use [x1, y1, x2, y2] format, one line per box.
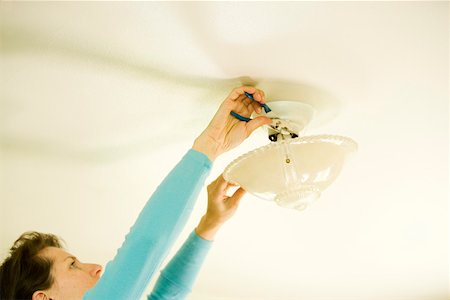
[229, 86, 257, 101]
[222, 86, 266, 119]
[215, 175, 243, 198]
[250, 100, 262, 114]
[215, 174, 228, 190]
[208, 175, 228, 193]
[228, 86, 265, 104]
[260, 89, 266, 102]
[231, 187, 246, 200]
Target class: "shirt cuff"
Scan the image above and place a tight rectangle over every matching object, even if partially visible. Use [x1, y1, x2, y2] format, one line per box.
[187, 148, 213, 170]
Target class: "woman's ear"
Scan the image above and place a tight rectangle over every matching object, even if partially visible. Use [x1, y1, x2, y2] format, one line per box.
[32, 290, 50, 300]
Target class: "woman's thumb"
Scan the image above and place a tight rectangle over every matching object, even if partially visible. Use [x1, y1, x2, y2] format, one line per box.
[246, 116, 272, 135]
[229, 187, 246, 207]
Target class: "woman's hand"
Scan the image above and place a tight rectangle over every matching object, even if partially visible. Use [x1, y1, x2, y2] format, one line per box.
[195, 175, 246, 241]
[192, 86, 272, 161]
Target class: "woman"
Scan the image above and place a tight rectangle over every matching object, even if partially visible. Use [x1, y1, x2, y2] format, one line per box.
[0, 86, 271, 300]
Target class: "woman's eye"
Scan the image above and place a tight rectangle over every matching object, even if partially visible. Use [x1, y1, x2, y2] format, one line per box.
[70, 261, 77, 268]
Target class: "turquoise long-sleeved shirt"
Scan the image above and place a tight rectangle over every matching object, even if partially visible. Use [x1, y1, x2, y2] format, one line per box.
[84, 149, 213, 299]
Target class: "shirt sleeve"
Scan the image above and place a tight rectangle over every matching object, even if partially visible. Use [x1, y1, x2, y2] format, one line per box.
[83, 149, 212, 300]
[148, 230, 213, 300]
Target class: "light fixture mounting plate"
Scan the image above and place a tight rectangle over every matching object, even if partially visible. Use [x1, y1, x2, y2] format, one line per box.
[254, 100, 315, 140]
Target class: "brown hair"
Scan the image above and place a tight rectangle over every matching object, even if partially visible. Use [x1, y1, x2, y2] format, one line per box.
[0, 231, 64, 300]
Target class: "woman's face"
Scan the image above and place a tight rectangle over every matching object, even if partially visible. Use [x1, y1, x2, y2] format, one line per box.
[34, 247, 102, 300]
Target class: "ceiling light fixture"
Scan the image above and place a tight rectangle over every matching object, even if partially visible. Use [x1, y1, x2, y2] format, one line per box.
[224, 100, 357, 211]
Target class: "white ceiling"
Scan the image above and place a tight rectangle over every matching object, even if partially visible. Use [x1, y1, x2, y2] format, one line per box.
[1, 2, 448, 300]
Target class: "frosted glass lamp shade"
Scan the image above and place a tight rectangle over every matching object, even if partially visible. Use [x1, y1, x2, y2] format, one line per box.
[223, 135, 357, 210]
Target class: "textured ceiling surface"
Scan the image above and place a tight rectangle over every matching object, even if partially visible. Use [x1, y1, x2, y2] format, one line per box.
[1, 2, 448, 300]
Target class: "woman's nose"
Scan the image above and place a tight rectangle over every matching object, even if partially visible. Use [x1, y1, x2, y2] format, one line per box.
[87, 263, 103, 278]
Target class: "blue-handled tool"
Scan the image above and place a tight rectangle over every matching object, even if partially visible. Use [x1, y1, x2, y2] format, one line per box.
[230, 92, 272, 123]
[230, 111, 251, 122]
[244, 92, 272, 113]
